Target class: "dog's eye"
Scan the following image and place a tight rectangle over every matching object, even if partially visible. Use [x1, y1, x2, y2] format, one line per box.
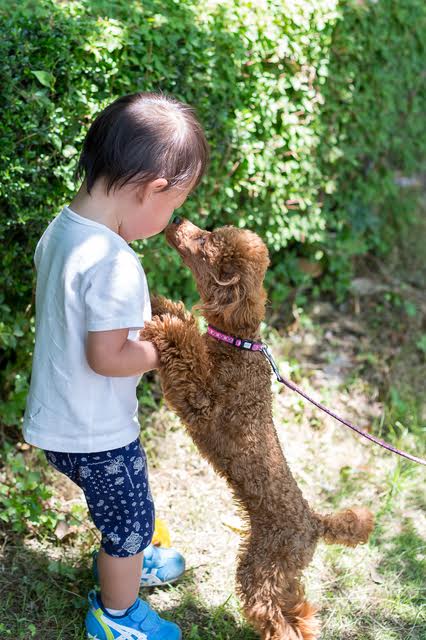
[198, 236, 206, 247]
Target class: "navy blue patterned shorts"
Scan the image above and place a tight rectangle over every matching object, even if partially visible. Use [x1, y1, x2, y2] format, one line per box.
[43, 437, 155, 557]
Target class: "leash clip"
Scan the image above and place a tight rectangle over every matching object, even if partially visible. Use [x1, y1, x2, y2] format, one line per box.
[260, 343, 282, 382]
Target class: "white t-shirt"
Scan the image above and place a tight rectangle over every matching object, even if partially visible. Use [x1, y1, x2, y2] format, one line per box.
[22, 205, 152, 453]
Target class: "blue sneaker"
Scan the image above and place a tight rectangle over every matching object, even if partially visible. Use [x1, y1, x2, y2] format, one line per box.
[85, 589, 181, 639]
[92, 545, 185, 588]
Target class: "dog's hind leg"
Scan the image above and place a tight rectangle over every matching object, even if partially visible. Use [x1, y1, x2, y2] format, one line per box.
[236, 535, 320, 640]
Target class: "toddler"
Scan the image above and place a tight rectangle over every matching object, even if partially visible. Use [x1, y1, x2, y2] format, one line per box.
[23, 91, 209, 639]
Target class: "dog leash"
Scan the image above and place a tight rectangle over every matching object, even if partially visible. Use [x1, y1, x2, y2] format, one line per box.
[207, 325, 426, 466]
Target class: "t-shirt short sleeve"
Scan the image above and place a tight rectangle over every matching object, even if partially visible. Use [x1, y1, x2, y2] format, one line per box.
[84, 250, 149, 332]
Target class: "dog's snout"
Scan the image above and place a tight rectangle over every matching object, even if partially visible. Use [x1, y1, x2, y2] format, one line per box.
[172, 216, 182, 225]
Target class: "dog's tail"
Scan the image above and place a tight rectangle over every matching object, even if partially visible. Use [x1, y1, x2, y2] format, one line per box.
[315, 506, 374, 547]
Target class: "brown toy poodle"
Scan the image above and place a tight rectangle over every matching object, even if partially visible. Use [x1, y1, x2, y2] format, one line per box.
[141, 217, 374, 640]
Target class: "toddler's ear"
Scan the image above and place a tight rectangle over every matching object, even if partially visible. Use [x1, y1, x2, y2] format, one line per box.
[151, 178, 168, 192]
[135, 178, 168, 204]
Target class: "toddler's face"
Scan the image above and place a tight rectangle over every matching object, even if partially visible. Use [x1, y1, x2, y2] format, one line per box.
[119, 179, 194, 242]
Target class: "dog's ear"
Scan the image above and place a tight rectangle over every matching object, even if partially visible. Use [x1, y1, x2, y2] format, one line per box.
[200, 266, 266, 332]
[196, 228, 269, 332]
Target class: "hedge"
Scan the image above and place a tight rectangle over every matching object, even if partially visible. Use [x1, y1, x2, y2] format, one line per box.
[0, 0, 425, 430]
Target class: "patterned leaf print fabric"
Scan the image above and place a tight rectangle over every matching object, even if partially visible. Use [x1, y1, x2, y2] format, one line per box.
[44, 437, 155, 557]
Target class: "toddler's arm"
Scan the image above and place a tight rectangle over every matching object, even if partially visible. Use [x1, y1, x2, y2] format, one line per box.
[86, 329, 160, 377]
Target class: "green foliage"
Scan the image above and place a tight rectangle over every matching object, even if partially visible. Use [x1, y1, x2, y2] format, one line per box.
[0, 0, 425, 430]
[383, 386, 425, 452]
[0, 443, 59, 533]
[416, 334, 426, 354]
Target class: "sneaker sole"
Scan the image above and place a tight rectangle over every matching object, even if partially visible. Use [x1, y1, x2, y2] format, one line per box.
[88, 627, 181, 639]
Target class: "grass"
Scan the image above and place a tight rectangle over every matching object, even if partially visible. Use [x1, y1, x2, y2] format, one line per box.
[1, 197, 425, 639]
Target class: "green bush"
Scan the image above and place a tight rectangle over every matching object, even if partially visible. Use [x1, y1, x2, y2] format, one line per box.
[0, 0, 425, 430]
[0, 442, 58, 533]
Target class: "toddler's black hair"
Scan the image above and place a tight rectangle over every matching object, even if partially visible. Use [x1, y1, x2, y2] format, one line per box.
[76, 91, 210, 195]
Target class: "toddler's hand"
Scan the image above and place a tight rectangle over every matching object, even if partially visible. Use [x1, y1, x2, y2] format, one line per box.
[139, 317, 172, 368]
[137, 332, 161, 369]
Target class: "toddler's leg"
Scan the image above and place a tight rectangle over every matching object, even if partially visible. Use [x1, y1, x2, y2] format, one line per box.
[98, 548, 143, 610]
[75, 439, 155, 610]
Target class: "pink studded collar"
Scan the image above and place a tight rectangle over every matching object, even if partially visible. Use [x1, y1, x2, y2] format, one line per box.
[207, 325, 263, 351]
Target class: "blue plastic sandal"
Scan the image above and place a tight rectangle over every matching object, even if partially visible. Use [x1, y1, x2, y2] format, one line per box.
[140, 543, 186, 587]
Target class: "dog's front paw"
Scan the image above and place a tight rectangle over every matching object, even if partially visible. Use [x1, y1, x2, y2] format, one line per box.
[150, 295, 173, 317]
[150, 295, 191, 322]
[140, 315, 186, 355]
[139, 316, 166, 347]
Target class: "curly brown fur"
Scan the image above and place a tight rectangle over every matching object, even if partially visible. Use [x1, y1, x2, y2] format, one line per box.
[141, 219, 374, 639]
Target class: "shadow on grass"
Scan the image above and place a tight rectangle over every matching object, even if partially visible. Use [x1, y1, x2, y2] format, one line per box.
[380, 520, 426, 608]
[0, 529, 257, 640]
[331, 519, 426, 640]
[0, 529, 93, 640]
[164, 592, 258, 640]
[323, 609, 425, 640]
[2, 525, 425, 640]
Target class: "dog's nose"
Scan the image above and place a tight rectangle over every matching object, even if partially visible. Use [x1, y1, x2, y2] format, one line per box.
[173, 216, 182, 225]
